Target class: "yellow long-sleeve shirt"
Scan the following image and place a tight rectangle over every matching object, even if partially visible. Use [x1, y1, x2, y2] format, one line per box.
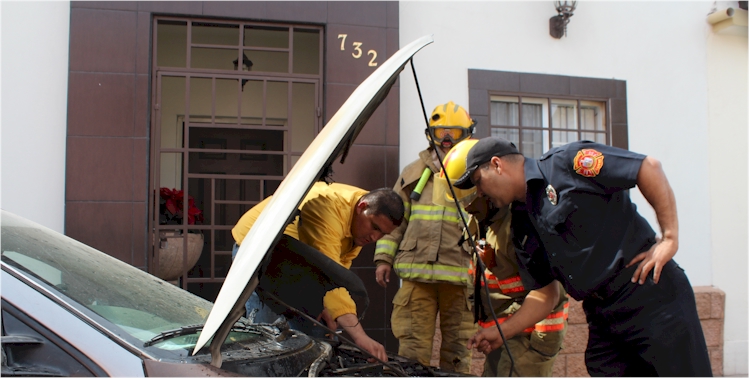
[231, 181, 367, 320]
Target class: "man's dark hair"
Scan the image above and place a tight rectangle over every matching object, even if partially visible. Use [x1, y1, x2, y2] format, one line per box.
[361, 188, 405, 227]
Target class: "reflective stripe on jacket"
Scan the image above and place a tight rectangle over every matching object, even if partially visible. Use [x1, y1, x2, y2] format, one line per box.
[374, 148, 472, 286]
[478, 301, 569, 333]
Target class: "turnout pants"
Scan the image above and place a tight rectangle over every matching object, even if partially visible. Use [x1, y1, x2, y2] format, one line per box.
[391, 280, 476, 374]
[483, 326, 565, 377]
[583, 260, 712, 376]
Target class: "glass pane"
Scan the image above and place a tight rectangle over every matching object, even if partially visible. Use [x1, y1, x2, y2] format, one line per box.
[214, 229, 236, 253]
[244, 25, 289, 48]
[490, 100, 518, 126]
[290, 155, 300, 170]
[291, 82, 316, 152]
[245, 50, 289, 73]
[240, 80, 264, 121]
[160, 152, 183, 191]
[191, 47, 238, 70]
[266, 81, 289, 120]
[521, 129, 544, 158]
[582, 132, 607, 144]
[187, 178, 209, 225]
[581, 101, 606, 131]
[192, 22, 239, 46]
[490, 128, 519, 146]
[189, 77, 212, 119]
[161, 76, 186, 149]
[188, 152, 284, 176]
[215, 179, 261, 201]
[264, 180, 282, 197]
[214, 253, 232, 278]
[551, 99, 577, 130]
[157, 20, 187, 68]
[215, 79, 240, 122]
[188, 128, 283, 150]
[520, 103, 543, 127]
[293, 28, 320, 75]
[552, 130, 578, 148]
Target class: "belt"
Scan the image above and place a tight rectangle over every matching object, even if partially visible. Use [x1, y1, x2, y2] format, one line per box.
[588, 264, 639, 301]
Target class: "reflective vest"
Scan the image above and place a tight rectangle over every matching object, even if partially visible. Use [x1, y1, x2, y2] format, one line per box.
[374, 148, 472, 286]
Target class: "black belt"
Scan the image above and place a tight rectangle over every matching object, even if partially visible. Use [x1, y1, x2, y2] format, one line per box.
[588, 264, 639, 301]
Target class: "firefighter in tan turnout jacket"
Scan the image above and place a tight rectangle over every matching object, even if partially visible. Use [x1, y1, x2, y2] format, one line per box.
[373, 101, 477, 373]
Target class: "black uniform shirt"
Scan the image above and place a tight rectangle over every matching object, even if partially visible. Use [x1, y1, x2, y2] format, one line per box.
[510, 141, 657, 301]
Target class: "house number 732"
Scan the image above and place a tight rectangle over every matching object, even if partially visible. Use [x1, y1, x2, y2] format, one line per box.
[338, 34, 378, 67]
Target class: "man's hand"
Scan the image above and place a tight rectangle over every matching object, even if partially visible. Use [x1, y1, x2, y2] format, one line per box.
[467, 324, 504, 354]
[627, 237, 677, 284]
[375, 263, 392, 288]
[476, 241, 497, 270]
[468, 281, 559, 354]
[352, 334, 388, 362]
[337, 313, 388, 362]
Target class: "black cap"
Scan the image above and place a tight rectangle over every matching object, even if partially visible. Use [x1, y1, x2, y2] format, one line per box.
[453, 137, 520, 189]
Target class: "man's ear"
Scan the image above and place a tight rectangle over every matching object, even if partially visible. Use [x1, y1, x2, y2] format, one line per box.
[490, 156, 503, 173]
[356, 200, 369, 214]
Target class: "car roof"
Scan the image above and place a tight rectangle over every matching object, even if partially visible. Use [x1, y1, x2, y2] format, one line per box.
[193, 35, 434, 357]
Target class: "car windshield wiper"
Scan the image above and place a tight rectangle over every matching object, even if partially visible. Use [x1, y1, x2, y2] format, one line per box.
[143, 324, 204, 347]
[143, 320, 272, 348]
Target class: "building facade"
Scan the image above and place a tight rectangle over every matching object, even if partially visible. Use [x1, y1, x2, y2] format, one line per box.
[2, 1, 747, 375]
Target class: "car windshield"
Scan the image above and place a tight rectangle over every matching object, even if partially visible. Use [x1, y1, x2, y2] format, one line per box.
[0, 211, 257, 352]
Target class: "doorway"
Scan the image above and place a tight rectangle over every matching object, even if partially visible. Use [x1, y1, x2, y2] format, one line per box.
[149, 17, 323, 301]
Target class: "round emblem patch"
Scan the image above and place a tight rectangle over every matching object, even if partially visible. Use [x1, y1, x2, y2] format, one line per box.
[573, 149, 604, 177]
[545, 185, 557, 205]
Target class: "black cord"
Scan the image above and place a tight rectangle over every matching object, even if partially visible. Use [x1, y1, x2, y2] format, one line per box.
[408, 58, 514, 376]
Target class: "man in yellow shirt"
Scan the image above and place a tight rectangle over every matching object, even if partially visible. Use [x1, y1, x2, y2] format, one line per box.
[232, 181, 404, 362]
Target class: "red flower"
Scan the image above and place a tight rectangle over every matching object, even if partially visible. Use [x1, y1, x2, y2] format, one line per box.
[159, 188, 203, 225]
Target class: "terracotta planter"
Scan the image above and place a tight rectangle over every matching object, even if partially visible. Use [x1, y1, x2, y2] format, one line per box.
[156, 232, 204, 281]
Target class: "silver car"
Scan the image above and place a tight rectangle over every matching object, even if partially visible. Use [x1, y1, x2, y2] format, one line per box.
[2, 35, 464, 377]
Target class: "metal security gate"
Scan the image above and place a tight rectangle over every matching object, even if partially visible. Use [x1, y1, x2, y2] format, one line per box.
[148, 17, 323, 301]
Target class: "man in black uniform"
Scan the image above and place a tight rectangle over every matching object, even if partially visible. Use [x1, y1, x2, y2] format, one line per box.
[458, 137, 712, 376]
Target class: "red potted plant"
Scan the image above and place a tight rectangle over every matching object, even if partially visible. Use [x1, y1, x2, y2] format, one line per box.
[157, 188, 204, 282]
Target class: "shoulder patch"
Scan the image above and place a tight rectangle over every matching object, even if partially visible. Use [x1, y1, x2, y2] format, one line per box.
[573, 149, 604, 177]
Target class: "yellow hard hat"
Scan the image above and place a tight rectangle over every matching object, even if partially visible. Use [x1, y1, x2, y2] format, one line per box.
[433, 139, 479, 208]
[426, 101, 476, 147]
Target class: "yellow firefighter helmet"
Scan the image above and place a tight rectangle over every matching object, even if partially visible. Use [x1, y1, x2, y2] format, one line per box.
[433, 138, 479, 208]
[426, 101, 476, 148]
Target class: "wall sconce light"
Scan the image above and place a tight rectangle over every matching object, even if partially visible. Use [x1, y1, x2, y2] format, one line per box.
[233, 53, 253, 91]
[550, 1, 577, 39]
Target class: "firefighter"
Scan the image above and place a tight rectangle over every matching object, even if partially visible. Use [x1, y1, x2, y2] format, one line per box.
[373, 101, 477, 373]
[435, 138, 568, 376]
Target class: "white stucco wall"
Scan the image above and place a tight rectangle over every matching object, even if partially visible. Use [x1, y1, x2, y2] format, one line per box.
[1, 1, 70, 232]
[400, 1, 747, 374]
[706, 4, 748, 374]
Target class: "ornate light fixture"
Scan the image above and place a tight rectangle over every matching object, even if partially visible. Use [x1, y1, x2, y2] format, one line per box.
[550, 1, 577, 39]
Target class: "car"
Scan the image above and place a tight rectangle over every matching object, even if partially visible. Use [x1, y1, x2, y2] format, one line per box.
[2, 35, 465, 377]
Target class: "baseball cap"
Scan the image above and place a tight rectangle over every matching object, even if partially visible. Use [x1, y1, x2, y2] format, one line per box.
[453, 137, 520, 189]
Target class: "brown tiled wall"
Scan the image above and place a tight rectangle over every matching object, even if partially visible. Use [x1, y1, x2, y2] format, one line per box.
[66, 1, 400, 351]
[431, 286, 725, 377]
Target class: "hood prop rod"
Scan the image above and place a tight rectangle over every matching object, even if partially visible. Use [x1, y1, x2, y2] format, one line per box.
[408, 58, 515, 376]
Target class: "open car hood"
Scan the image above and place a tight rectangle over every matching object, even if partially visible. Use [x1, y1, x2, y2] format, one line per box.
[193, 35, 433, 358]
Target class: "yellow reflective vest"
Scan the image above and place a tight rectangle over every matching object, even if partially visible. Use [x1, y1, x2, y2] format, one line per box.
[374, 148, 472, 286]
[232, 181, 366, 320]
